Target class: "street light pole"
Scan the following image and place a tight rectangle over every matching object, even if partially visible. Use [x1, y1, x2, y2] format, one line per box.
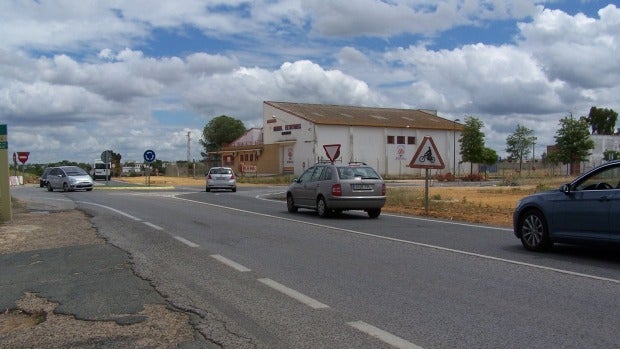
[453, 118, 460, 175]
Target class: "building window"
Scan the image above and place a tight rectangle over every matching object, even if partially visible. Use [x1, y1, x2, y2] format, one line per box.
[387, 136, 395, 144]
[397, 136, 405, 144]
[408, 136, 416, 145]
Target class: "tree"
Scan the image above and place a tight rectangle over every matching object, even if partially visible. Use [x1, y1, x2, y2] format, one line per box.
[505, 124, 536, 173]
[199, 115, 246, 158]
[480, 147, 498, 179]
[586, 106, 618, 135]
[459, 116, 486, 173]
[554, 114, 595, 175]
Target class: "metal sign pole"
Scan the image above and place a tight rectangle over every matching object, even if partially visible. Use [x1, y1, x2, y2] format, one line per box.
[424, 168, 430, 213]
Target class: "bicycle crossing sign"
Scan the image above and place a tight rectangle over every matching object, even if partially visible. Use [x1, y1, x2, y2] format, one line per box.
[409, 136, 445, 169]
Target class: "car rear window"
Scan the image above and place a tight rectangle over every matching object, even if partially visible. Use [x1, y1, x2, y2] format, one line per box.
[337, 166, 381, 179]
[211, 168, 232, 175]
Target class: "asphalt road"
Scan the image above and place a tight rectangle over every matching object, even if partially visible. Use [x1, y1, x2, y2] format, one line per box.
[14, 185, 620, 348]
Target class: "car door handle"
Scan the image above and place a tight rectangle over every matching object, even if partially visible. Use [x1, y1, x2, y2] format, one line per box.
[598, 195, 611, 201]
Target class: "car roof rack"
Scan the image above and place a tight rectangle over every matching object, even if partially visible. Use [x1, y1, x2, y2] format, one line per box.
[348, 161, 367, 166]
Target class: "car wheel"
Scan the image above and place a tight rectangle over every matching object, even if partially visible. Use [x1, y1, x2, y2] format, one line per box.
[86, 188, 93, 191]
[47, 183, 53, 192]
[287, 194, 298, 213]
[205, 187, 210, 192]
[232, 187, 237, 192]
[518, 209, 552, 252]
[62, 183, 69, 192]
[367, 208, 381, 218]
[317, 196, 330, 217]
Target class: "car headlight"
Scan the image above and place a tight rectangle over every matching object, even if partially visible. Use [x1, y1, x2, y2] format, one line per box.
[69, 177, 77, 184]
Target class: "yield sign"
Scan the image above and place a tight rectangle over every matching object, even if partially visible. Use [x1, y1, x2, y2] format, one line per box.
[409, 136, 445, 169]
[323, 144, 341, 162]
[17, 151, 30, 164]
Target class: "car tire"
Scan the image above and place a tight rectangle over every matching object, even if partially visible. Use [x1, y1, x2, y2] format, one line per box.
[287, 194, 298, 213]
[317, 196, 330, 217]
[62, 183, 69, 192]
[232, 187, 236, 192]
[367, 208, 381, 218]
[205, 187, 210, 192]
[86, 188, 93, 191]
[518, 209, 552, 252]
[47, 183, 53, 192]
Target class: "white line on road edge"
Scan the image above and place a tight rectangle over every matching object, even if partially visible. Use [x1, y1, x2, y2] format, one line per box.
[143, 222, 164, 230]
[258, 278, 329, 309]
[174, 197, 620, 285]
[347, 321, 424, 349]
[174, 236, 199, 248]
[77, 201, 142, 221]
[211, 254, 252, 272]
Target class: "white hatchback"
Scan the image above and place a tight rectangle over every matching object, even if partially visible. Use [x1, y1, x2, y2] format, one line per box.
[206, 167, 237, 192]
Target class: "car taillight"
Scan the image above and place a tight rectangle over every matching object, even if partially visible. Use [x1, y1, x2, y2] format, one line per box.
[230, 173, 235, 179]
[332, 183, 342, 196]
[207, 174, 212, 179]
[381, 183, 386, 195]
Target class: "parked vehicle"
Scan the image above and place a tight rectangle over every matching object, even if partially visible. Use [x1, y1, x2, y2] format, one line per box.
[206, 167, 237, 192]
[513, 160, 620, 251]
[92, 160, 111, 180]
[47, 166, 94, 192]
[39, 167, 52, 187]
[286, 162, 386, 218]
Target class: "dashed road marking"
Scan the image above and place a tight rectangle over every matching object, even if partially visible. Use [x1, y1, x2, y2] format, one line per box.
[348, 321, 424, 349]
[211, 254, 252, 272]
[258, 278, 329, 309]
[174, 236, 199, 248]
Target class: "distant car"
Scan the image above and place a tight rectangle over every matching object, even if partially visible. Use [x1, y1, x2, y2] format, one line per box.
[46, 166, 94, 192]
[206, 167, 237, 192]
[286, 162, 386, 218]
[513, 160, 620, 251]
[39, 167, 52, 187]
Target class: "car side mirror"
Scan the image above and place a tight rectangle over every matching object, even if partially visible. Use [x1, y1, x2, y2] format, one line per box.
[560, 183, 571, 194]
[292, 178, 299, 183]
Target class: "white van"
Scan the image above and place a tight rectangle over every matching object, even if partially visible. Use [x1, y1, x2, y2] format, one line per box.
[92, 160, 111, 180]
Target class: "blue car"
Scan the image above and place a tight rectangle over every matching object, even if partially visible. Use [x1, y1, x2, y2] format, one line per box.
[513, 160, 620, 251]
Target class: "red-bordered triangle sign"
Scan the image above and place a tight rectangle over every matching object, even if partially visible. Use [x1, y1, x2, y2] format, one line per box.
[409, 136, 445, 169]
[323, 144, 341, 162]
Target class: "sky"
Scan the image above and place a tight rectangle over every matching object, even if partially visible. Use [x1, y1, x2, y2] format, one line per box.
[1, 0, 619, 165]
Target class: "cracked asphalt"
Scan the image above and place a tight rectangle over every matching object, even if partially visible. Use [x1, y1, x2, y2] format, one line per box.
[0, 190, 216, 348]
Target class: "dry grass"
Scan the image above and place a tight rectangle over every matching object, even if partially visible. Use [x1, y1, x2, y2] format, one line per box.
[117, 176, 570, 228]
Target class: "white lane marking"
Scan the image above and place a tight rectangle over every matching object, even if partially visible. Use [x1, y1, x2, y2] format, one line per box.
[174, 236, 199, 248]
[174, 196, 620, 284]
[77, 201, 142, 221]
[258, 278, 329, 309]
[211, 254, 252, 272]
[143, 221, 164, 230]
[348, 321, 424, 349]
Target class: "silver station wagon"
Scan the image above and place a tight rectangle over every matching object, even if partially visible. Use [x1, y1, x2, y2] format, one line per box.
[286, 162, 386, 218]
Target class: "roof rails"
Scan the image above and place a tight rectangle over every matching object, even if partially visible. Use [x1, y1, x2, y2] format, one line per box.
[348, 161, 367, 166]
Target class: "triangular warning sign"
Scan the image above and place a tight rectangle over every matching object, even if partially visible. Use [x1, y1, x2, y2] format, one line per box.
[323, 144, 341, 162]
[409, 136, 445, 169]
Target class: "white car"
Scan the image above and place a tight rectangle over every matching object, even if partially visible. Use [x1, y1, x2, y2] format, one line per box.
[206, 167, 237, 192]
[47, 166, 94, 192]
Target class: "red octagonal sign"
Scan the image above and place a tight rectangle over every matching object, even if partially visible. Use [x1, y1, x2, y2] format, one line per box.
[17, 151, 30, 164]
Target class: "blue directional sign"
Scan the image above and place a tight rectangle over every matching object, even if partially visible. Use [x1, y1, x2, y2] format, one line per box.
[143, 149, 156, 163]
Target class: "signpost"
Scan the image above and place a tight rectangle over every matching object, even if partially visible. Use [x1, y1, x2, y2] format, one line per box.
[323, 144, 341, 163]
[144, 149, 156, 186]
[0, 125, 11, 221]
[409, 136, 445, 213]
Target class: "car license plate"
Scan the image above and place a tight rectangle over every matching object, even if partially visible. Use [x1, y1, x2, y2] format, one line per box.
[352, 184, 373, 191]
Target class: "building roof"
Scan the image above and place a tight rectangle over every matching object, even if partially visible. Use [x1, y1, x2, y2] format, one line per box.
[265, 101, 463, 130]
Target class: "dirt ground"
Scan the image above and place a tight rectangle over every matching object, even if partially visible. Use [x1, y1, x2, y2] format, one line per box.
[0, 207, 198, 349]
[120, 176, 535, 227]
